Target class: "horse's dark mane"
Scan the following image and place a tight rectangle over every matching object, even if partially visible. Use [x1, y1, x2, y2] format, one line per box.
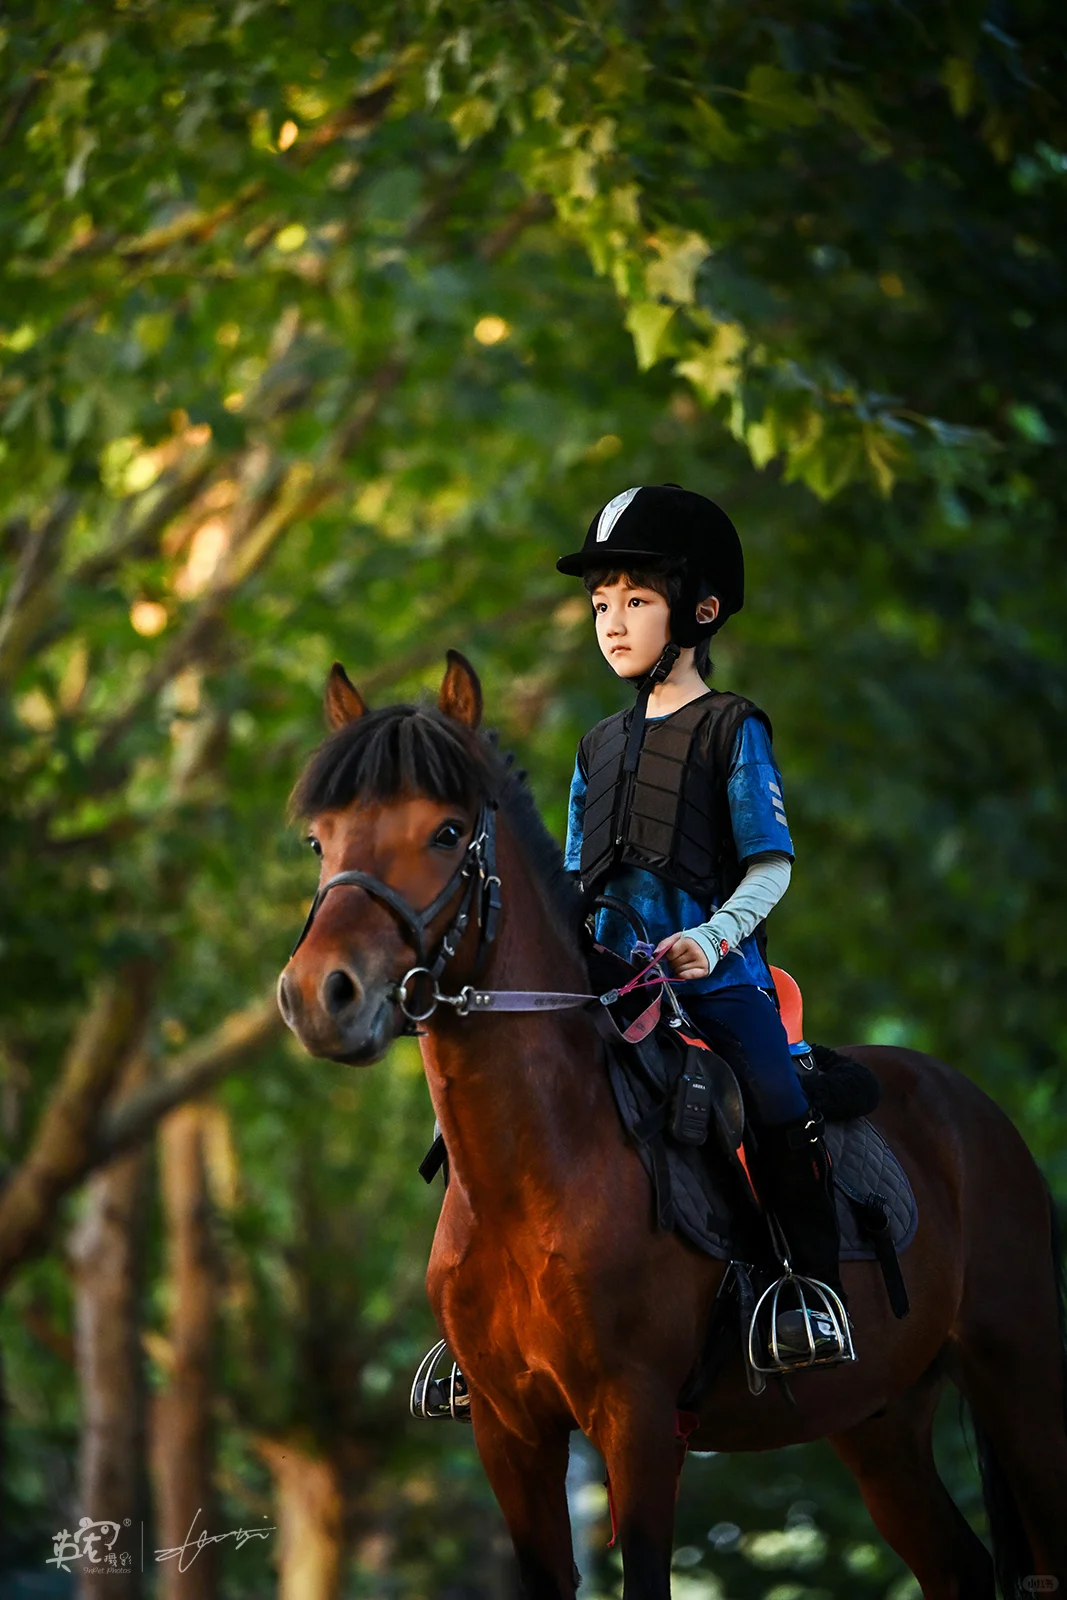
[289, 703, 583, 936]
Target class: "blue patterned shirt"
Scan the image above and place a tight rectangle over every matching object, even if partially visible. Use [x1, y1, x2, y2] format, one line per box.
[564, 710, 793, 994]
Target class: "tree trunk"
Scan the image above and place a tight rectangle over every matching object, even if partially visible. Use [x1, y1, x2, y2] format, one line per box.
[70, 1047, 151, 1597]
[151, 1103, 218, 1600]
[0, 961, 154, 1288]
[255, 1437, 344, 1600]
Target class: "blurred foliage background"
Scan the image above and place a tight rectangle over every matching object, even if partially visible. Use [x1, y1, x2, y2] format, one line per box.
[0, 0, 1064, 1594]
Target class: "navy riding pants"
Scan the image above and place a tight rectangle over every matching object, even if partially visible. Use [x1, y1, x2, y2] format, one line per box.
[683, 983, 809, 1126]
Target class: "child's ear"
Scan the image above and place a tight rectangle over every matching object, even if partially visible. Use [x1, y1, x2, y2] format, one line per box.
[324, 662, 368, 729]
[438, 649, 483, 728]
[696, 595, 721, 624]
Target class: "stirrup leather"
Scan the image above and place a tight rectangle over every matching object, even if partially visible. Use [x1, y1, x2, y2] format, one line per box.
[748, 1271, 856, 1374]
[409, 1338, 472, 1422]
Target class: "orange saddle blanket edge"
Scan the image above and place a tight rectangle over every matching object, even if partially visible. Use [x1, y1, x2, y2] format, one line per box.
[769, 965, 804, 1047]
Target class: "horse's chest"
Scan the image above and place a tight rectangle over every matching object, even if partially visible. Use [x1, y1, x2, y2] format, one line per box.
[436, 1231, 595, 1389]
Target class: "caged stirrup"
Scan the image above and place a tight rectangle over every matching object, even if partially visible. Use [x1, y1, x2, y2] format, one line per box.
[748, 1210, 856, 1374]
[410, 1338, 472, 1423]
[749, 1270, 856, 1373]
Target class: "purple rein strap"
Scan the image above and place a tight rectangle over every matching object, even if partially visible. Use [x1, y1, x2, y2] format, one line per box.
[407, 951, 677, 1046]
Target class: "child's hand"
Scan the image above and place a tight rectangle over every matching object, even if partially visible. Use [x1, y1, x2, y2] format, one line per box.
[653, 933, 711, 982]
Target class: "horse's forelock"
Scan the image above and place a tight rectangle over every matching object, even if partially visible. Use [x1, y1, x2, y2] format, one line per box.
[288, 699, 582, 939]
[288, 703, 491, 821]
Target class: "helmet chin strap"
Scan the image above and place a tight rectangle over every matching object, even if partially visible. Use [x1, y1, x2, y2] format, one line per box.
[623, 642, 680, 773]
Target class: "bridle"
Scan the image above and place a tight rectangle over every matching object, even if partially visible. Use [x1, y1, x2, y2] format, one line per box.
[289, 799, 682, 1035]
[290, 800, 506, 1033]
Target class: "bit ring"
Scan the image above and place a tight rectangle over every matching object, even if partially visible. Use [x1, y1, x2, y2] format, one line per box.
[395, 966, 439, 1023]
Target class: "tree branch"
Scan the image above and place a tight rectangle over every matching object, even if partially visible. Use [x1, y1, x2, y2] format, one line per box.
[42, 82, 397, 277]
[0, 961, 154, 1288]
[0, 44, 62, 150]
[83, 359, 405, 785]
[0, 982, 281, 1288]
[0, 494, 78, 688]
[96, 994, 283, 1165]
[72, 452, 217, 588]
[358, 590, 561, 698]
[481, 193, 554, 262]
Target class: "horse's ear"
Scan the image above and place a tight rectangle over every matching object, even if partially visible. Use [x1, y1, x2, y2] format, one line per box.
[438, 649, 483, 729]
[324, 662, 368, 730]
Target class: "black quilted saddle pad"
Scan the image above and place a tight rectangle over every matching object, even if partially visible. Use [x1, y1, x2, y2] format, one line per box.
[605, 1042, 918, 1267]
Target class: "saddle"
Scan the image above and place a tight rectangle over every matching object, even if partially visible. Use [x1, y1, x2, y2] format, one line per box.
[585, 941, 917, 1326]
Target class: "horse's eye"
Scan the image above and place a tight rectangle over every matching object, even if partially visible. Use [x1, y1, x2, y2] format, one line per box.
[432, 820, 464, 850]
[307, 836, 323, 858]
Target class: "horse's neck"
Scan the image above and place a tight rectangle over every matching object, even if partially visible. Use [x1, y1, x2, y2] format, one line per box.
[418, 824, 604, 1204]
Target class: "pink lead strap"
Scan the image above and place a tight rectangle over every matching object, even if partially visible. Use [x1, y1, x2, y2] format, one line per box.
[601, 952, 685, 1002]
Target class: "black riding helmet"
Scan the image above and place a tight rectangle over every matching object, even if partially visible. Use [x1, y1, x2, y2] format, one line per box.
[556, 483, 744, 647]
[557, 483, 745, 772]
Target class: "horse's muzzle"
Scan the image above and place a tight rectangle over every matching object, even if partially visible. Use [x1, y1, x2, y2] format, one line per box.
[277, 965, 397, 1066]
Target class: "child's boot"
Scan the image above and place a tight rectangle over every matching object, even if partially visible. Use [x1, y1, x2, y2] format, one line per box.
[755, 1107, 855, 1367]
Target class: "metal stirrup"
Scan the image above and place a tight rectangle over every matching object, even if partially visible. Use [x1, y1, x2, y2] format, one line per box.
[409, 1338, 472, 1423]
[748, 1272, 856, 1374]
[747, 1208, 856, 1374]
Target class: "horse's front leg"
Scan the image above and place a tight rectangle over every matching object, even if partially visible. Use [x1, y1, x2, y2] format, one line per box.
[593, 1385, 682, 1600]
[471, 1403, 578, 1599]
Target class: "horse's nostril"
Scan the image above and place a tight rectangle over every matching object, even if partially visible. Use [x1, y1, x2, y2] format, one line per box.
[277, 971, 298, 1025]
[323, 967, 360, 1017]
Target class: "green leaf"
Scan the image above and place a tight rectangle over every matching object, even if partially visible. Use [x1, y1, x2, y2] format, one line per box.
[674, 323, 746, 402]
[745, 63, 819, 130]
[1007, 403, 1054, 445]
[448, 94, 498, 149]
[644, 229, 710, 306]
[690, 96, 742, 159]
[624, 301, 675, 370]
[941, 56, 976, 118]
[863, 424, 901, 496]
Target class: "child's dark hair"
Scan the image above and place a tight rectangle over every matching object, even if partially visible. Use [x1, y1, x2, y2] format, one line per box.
[583, 561, 715, 680]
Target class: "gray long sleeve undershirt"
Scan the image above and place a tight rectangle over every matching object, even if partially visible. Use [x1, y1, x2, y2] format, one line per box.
[680, 852, 792, 972]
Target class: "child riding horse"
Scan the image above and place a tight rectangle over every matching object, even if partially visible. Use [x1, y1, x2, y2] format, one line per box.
[555, 483, 847, 1366]
[279, 647, 1067, 1598]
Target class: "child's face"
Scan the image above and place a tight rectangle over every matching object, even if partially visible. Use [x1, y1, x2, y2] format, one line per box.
[591, 576, 671, 679]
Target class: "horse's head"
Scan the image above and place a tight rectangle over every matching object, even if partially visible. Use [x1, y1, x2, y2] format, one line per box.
[277, 651, 491, 1065]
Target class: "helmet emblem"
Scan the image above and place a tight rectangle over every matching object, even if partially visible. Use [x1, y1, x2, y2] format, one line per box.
[595, 486, 641, 542]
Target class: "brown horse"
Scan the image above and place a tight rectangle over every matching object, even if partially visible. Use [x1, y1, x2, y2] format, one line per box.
[278, 652, 1067, 1599]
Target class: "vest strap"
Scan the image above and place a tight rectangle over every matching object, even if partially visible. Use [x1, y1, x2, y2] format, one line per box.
[623, 644, 680, 774]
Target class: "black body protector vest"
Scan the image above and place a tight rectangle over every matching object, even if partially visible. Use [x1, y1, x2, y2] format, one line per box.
[577, 690, 773, 917]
